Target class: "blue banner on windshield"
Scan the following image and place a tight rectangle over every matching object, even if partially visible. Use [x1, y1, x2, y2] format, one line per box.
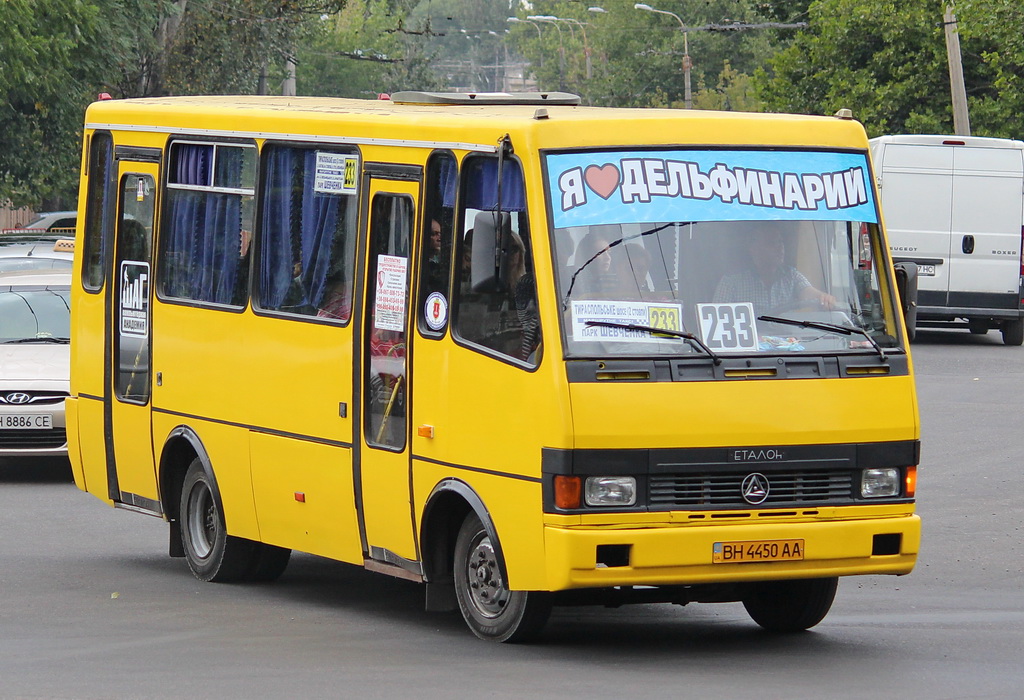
[546, 149, 878, 228]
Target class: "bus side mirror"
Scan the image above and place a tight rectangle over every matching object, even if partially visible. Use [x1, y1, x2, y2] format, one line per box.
[894, 261, 918, 341]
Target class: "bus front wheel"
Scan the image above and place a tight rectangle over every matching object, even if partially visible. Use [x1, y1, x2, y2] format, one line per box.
[453, 513, 552, 643]
[179, 458, 255, 582]
[742, 577, 838, 633]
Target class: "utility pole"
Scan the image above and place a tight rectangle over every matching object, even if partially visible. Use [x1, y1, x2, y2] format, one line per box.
[943, 5, 971, 136]
[282, 57, 297, 96]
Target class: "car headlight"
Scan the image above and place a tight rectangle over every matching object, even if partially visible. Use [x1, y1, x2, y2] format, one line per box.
[585, 476, 637, 506]
[861, 468, 900, 498]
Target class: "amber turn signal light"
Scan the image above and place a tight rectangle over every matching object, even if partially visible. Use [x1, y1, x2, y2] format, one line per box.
[554, 475, 581, 509]
[905, 466, 917, 498]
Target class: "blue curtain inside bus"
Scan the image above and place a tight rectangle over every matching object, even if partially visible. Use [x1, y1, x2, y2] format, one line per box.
[163, 144, 245, 305]
[258, 147, 344, 311]
[462, 158, 526, 211]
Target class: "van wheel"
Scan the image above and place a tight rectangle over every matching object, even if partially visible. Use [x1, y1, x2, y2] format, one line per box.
[1001, 319, 1023, 346]
[453, 513, 552, 642]
[742, 577, 838, 633]
[179, 458, 255, 582]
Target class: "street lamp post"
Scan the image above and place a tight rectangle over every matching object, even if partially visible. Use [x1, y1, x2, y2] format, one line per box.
[532, 15, 592, 80]
[558, 17, 591, 80]
[507, 17, 544, 70]
[634, 3, 691, 109]
[526, 15, 566, 90]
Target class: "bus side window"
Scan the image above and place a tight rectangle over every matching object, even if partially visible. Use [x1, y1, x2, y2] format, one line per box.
[82, 132, 115, 291]
[417, 152, 456, 336]
[453, 156, 540, 365]
[255, 145, 359, 321]
[159, 141, 255, 306]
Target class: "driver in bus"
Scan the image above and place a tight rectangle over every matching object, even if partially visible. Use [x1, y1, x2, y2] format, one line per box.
[713, 225, 837, 317]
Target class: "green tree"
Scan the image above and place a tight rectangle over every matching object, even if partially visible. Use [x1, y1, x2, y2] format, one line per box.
[754, 0, 1011, 137]
[0, 0, 107, 207]
[1, 0, 344, 208]
[508, 0, 786, 109]
[956, 0, 1024, 135]
[406, 0, 510, 92]
[298, 0, 443, 97]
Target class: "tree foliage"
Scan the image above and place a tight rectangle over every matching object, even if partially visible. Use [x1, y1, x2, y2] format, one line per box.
[0, 0, 106, 207]
[404, 0, 511, 92]
[506, 0, 790, 110]
[0, 0, 343, 208]
[298, 0, 443, 97]
[754, 0, 1015, 138]
[956, 0, 1024, 135]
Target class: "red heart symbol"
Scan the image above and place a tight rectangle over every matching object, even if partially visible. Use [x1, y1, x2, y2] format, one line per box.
[584, 164, 620, 200]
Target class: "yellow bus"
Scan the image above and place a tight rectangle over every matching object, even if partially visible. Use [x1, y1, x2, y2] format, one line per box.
[69, 92, 920, 642]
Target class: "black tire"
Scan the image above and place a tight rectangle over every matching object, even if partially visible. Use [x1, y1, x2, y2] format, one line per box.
[453, 513, 552, 643]
[245, 543, 292, 582]
[742, 577, 838, 633]
[1001, 319, 1023, 346]
[179, 458, 255, 582]
[968, 320, 988, 335]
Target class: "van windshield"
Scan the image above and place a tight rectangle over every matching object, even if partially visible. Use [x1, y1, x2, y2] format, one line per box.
[544, 147, 901, 358]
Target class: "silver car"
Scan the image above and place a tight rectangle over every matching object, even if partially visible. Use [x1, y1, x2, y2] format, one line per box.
[0, 270, 70, 457]
[0, 231, 74, 273]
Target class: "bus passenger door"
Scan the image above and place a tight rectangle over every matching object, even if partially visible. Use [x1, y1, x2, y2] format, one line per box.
[106, 167, 158, 508]
[358, 177, 419, 570]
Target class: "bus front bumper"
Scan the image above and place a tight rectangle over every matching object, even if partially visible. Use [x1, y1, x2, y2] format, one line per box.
[541, 510, 920, 591]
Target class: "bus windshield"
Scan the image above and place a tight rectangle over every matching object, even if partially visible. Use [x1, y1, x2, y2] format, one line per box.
[545, 147, 901, 359]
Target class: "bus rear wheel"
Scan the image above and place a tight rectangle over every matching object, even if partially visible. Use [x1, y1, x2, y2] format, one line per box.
[742, 577, 838, 633]
[179, 458, 255, 582]
[453, 513, 551, 643]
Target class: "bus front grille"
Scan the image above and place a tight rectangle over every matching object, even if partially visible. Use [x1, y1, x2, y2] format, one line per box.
[649, 469, 855, 508]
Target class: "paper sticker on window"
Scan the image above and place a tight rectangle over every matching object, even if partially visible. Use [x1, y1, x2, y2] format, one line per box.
[374, 254, 407, 332]
[119, 261, 150, 338]
[571, 300, 682, 342]
[313, 152, 359, 195]
[696, 302, 759, 352]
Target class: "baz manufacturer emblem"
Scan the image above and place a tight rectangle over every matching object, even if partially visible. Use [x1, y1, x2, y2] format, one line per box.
[4, 392, 31, 405]
[740, 472, 770, 505]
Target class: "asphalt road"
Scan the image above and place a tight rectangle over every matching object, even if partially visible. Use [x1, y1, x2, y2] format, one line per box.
[1, 327, 1022, 699]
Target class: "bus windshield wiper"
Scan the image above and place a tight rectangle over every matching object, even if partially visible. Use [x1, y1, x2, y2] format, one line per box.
[563, 222, 680, 308]
[2, 336, 71, 344]
[758, 315, 886, 361]
[584, 320, 721, 365]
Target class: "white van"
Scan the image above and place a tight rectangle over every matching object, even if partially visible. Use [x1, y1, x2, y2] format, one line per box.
[870, 135, 1024, 345]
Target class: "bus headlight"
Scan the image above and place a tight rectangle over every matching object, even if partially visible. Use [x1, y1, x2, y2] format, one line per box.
[861, 468, 901, 498]
[585, 477, 637, 506]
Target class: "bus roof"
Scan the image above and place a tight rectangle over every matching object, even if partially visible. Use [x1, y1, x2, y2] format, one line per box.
[84, 94, 870, 152]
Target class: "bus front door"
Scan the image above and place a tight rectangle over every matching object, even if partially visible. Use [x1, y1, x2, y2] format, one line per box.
[105, 167, 158, 508]
[357, 177, 419, 572]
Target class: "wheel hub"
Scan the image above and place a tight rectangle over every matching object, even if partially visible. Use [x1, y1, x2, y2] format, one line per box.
[466, 535, 508, 617]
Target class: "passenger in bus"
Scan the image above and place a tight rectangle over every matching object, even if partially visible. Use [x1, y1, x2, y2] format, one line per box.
[620, 244, 652, 295]
[459, 228, 474, 294]
[572, 230, 618, 298]
[424, 217, 445, 294]
[316, 269, 351, 321]
[504, 231, 541, 361]
[713, 226, 836, 317]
